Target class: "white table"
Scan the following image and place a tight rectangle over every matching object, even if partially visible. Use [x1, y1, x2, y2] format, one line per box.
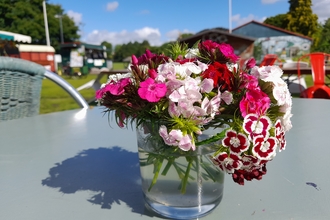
[1, 98, 330, 220]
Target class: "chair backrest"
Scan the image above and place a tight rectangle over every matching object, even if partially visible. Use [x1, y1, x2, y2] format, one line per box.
[0, 57, 88, 121]
[259, 54, 279, 66]
[297, 52, 330, 86]
[0, 57, 45, 121]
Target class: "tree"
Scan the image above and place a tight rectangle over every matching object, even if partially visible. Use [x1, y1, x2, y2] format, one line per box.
[101, 41, 113, 59]
[264, 14, 289, 29]
[286, 0, 319, 38]
[177, 33, 194, 40]
[311, 18, 330, 53]
[113, 41, 152, 62]
[151, 42, 174, 56]
[0, 0, 80, 52]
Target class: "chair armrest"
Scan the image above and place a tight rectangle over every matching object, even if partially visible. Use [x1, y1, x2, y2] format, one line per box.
[44, 70, 89, 109]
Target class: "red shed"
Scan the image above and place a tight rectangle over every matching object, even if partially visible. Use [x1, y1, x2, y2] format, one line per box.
[17, 44, 56, 72]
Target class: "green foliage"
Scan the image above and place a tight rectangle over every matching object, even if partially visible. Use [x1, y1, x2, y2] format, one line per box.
[177, 33, 194, 40]
[286, 0, 319, 38]
[113, 40, 151, 62]
[0, 0, 80, 52]
[113, 41, 182, 62]
[264, 14, 289, 29]
[311, 18, 330, 53]
[101, 41, 113, 59]
[151, 42, 174, 56]
[253, 42, 262, 62]
[168, 41, 189, 60]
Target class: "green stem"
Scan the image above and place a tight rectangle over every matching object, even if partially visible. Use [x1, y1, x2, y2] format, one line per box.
[181, 157, 193, 194]
[148, 157, 164, 192]
[161, 157, 174, 176]
[173, 162, 185, 179]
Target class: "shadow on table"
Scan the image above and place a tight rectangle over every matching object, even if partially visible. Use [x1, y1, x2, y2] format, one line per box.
[41, 146, 165, 218]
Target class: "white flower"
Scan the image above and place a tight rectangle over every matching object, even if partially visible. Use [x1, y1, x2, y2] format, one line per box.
[251, 65, 283, 82]
[177, 62, 203, 77]
[185, 48, 199, 59]
[272, 78, 291, 106]
[226, 63, 238, 72]
[101, 72, 132, 88]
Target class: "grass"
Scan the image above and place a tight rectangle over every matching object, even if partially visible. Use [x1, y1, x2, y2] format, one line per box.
[39, 62, 126, 114]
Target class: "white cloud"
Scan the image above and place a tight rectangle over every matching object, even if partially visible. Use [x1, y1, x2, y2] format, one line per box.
[84, 27, 163, 46]
[232, 14, 263, 26]
[166, 29, 195, 41]
[67, 10, 82, 25]
[166, 29, 181, 41]
[312, 0, 330, 23]
[261, 0, 281, 4]
[107, 1, 119, 12]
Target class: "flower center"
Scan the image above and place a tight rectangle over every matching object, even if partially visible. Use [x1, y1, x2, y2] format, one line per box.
[252, 121, 263, 134]
[260, 141, 270, 152]
[230, 137, 240, 148]
[148, 84, 156, 91]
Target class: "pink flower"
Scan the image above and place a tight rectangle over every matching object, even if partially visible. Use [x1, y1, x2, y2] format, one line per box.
[117, 110, 127, 128]
[159, 126, 195, 151]
[159, 126, 183, 146]
[148, 69, 158, 79]
[245, 58, 256, 69]
[222, 130, 249, 154]
[95, 88, 105, 99]
[218, 43, 240, 63]
[104, 78, 131, 95]
[239, 89, 271, 117]
[240, 73, 259, 90]
[138, 78, 167, 102]
[131, 55, 138, 65]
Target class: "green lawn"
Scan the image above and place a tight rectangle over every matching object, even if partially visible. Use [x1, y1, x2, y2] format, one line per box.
[40, 62, 127, 114]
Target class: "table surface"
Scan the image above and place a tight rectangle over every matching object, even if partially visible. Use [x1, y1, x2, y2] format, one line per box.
[1, 98, 330, 220]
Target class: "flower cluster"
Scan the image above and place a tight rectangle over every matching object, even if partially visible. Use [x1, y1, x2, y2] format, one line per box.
[96, 40, 292, 185]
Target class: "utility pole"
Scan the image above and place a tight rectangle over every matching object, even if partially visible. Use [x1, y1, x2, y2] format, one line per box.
[229, 0, 232, 33]
[43, 1, 50, 46]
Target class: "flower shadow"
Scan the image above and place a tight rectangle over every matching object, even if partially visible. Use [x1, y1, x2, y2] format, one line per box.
[41, 146, 162, 218]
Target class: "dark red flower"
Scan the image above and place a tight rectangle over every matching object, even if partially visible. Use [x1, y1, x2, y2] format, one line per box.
[232, 164, 267, 185]
[201, 61, 234, 91]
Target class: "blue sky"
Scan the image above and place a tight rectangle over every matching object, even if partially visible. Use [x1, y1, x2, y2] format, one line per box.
[48, 0, 329, 46]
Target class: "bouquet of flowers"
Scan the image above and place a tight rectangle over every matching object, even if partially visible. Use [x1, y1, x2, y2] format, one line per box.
[96, 40, 292, 187]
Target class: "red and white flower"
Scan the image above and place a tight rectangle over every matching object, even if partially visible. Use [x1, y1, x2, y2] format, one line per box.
[213, 152, 242, 174]
[222, 130, 249, 154]
[243, 114, 272, 140]
[252, 135, 277, 160]
[275, 119, 286, 151]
